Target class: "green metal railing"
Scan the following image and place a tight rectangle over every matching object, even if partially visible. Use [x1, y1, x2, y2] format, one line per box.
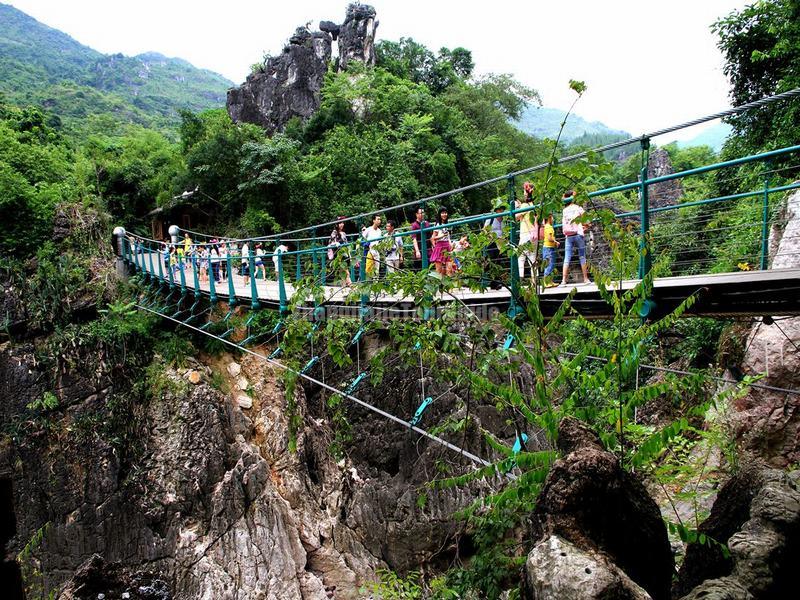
[120, 141, 800, 316]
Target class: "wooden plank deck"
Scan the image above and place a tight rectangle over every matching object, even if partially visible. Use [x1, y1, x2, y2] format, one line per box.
[133, 252, 800, 318]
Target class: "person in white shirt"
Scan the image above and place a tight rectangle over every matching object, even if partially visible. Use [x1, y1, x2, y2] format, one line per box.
[361, 215, 383, 278]
[560, 190, 591, 285]
[240, 242, 251, 286]
[255, 242, 266, 280]
[272, 243, 289, 276]
[384, 220, 403, 274]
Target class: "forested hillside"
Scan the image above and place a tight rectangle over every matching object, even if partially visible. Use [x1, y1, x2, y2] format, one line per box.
[0, 3, 232, 133]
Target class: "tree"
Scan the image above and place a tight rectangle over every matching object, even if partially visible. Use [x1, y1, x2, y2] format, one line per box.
[713, 0, 800, 153]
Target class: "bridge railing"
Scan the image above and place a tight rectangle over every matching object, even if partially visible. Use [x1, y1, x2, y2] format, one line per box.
[118, 138, 800, 313]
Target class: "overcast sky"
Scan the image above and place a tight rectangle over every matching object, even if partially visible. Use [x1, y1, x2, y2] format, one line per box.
[9, 0, 750, 140]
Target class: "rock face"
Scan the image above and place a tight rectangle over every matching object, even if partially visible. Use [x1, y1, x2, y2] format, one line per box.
[647, 148, 683, 209]
[226, 4, 378, 133]
[727, 189, 800, 467]
[676, 467, 800, 599]
[226, 27, 332, 133]
[525, 417, 673, 600]
[2, 332, 502, 598]
[525, 535, 651, 600]
[337, 3, 378, 69]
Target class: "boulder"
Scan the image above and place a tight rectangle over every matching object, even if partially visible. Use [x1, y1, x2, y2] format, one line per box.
[523, 535, 651, 600]
[227, 361, 242, 377]
[676, 467, 800, 599]
[236, 394, 253, 410]
[727, 189, 800, 467]
[531, 417, 673, 600]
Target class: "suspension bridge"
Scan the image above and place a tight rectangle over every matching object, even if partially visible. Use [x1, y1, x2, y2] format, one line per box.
[113, 91, 800, 469]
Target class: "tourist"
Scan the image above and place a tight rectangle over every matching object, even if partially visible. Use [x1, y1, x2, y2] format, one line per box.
[429, 207, 452, 276]
[209, 239, 221, 283]
[218, 241, 228, 282]
[384, 220, 403, 274]
[255, 242, 266, 280]
[451, 235, 470, 273]
[329, 217, 352, 286]
[484, 200, 507, 289]
[361, 214, 383, 278]
[560, 190, 591, 285]
[198, 244, 209, 284]
[272, 242, 289, 276]
[542, 213, 559, 286]
[516, 181, 538, 282]
[241, 241, 251, 286]
[410, 206, 430, 271]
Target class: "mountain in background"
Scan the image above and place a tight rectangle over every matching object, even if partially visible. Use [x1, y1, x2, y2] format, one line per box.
[514, 105, 631, 143]
[676, 122, 732, 151]
[0, 3, 232, 132]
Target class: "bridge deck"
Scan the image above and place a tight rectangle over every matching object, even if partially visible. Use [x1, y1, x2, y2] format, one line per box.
[135, 252, 800, 319]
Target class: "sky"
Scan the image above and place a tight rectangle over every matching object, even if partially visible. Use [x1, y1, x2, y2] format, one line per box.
[8, 0, 751, 141]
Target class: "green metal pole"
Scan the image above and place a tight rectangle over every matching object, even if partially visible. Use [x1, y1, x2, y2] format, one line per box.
[638, 138, 652, 279]
[507, 176, 520, 316]
[277, 243, 288, 315]
[360, 243, 369, 320]
[208, 257, 217, 304]
[249, 253, 258, 309]
[420, 204, 429, 270]
[178, 259, 187, 295]
[191, 254, 200, 296]
[157, 244, 165, 283]
[312, 229, 319, 281]
[760, 166, 771, 270]
[226, 255, 236, 305]
[167, 250, 175, 289]
[320, 243, 327, 286]
[147, 241, 156, 281]
[295, 241, 302, 281]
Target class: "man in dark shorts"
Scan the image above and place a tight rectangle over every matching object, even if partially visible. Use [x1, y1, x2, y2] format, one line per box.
[410, 207, 431, 271]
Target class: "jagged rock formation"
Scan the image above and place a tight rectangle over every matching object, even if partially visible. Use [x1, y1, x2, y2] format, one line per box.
[226, 4, 378, 133]
[647, 148, 683, 209]
[728, 189, 800, 466]
[226, 28, 332, 133]
[675, 466, 800, 599]
[1, 329, 508, 598]
[336, 4, 377, 69]
[523, 417, 673, 600]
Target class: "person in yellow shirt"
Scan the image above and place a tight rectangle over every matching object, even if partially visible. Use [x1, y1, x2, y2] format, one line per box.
[542, 213, 559, 286]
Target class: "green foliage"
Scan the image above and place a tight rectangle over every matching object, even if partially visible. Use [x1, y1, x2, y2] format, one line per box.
[361, 569, 423, 599]
[713, 0, 800, 155]
[17, 522, 55, 600]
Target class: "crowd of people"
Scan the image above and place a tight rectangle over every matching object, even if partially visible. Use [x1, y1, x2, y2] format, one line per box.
[325, 181, 591, 288]
[136, 181, 591, 291]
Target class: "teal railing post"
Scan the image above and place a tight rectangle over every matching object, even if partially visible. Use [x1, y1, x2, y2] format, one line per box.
[359, 241, 369, 320]
[312, 229, 319, 282]
[157, 244, 165, 284]
[420, 203, 429, 270]
[208, 251, 217, 304]
[507, 176, 521, 316]
[133, 240, 141, 273]
[320, 237, 327, 286]
[760, 164, 771, 270]
[249, 252, 258, 309]
[146, 242, 155, 280]
[178, 257, 187, 295]
[638, 137, 652, 279]
[226, 254, 236, 305]
[191, 253, 200, 295]
[295, 240, 302, 281]
[167, 249, 175, 289]
[277, 241, 288, 315]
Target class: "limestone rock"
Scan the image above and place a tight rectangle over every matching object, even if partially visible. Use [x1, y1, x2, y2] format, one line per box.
[227, 5, 378, 133]
[236, 394, 253, 409]
[532, 417, 673, 600]
[186, 370, 202, 385]
[676, 467, 800, 599]
[227, 361, 242, 377]
[647, 148, 683, 209]
[728, 189, 800, 466]
[236, 376, 249, 391]
[337, 3, 378, 69]
[523, 535, 651, 600]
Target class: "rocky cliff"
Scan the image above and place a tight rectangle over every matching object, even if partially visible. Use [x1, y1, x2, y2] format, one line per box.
[227, 4, 378, 133]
